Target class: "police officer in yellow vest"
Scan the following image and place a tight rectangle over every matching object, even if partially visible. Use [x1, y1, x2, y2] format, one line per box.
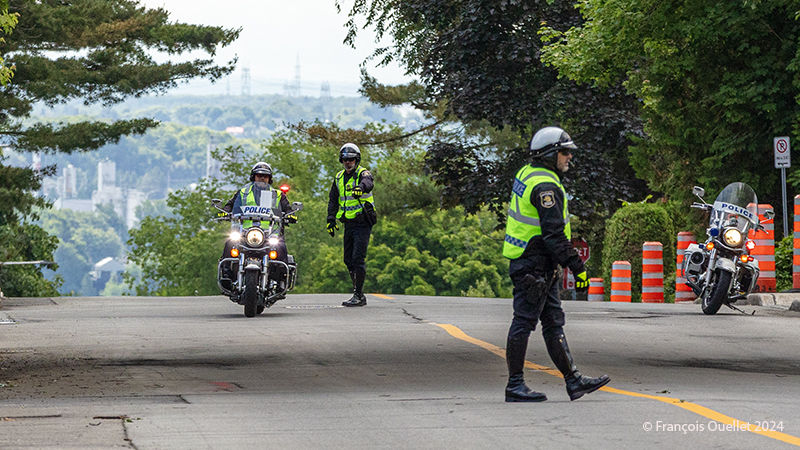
[502, 127, 609, 403]
[220, 162, 294, 291]
[326, 143, 377, 307]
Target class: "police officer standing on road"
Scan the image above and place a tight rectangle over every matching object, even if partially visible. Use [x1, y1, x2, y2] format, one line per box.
[502, 127, 610, 402]
[327, 143, 377, 307]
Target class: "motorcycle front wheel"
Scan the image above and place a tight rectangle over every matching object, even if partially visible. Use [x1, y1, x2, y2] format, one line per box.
[243, 270, 260, 318]
[701, 270, 732, 315]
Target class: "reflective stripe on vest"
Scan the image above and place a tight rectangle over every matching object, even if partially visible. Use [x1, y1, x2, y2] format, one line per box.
[502, 165, 571, 259]
[240, 183, 280, 228]
[335, 166, 375, 220]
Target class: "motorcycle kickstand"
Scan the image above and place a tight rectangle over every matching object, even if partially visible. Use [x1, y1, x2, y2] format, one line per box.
[725, 302, 755, 315]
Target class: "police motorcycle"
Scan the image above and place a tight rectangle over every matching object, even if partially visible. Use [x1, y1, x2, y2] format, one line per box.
[211, 192, 303, 317]
[681, 182, 774, 315]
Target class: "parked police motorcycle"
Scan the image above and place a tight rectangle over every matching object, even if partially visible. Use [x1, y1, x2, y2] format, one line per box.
[681, 182, 774, 315]
[212, 196, 303, 317]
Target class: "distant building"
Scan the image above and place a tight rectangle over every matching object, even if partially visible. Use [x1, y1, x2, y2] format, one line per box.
[56, 164, 77, 199]
[225, 126, 244, 135]
[97, 160, 116, 191]
[53, 198, 94, 212]
[91, 256, 125, 293]
[206, 141, 224, 180]
[91, 160, 145, 229]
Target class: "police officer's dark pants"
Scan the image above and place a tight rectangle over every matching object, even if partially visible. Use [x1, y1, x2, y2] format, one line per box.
[343, 221, 372, 292]
[508, 257, 565, 341]
[506, 257, 568, 387]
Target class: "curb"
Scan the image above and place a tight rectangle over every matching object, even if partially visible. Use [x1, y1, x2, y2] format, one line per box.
[745, 293, 800, 310]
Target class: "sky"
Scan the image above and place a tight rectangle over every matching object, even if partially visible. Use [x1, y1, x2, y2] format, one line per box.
[139, 0, 414, 97]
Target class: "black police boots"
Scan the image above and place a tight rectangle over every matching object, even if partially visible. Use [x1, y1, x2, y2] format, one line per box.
[505, 336, 547, 402]
[544, 332, 610, 401]
[342, 269, 367, 307]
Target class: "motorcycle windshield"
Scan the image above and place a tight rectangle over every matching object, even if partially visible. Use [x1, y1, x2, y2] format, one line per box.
[711, 182, 759, 228]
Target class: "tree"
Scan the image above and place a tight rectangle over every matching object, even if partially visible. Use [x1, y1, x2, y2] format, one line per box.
[126, 130, 514, 298]
[38, 207, 126, 294]
[0, 0, 239, 295]
[3, 0, 239, 155]
[540, 0, 800, 226]
[336, 0, 650, 250]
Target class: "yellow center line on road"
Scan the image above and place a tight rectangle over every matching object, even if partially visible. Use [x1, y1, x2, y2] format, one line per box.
[434, 323, 800, 447]
[370, 293, 394, 299]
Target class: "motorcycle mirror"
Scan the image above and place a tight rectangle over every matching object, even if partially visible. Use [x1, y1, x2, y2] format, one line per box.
[291, 202, 304, 212]
[764, 209, 775, 220]
[211, 198, 222, 206]
[692, 186, 705, 198]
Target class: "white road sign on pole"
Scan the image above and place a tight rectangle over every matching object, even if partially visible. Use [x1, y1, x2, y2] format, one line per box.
[775, 136, 791, 238]
[774, 136, 791, 168]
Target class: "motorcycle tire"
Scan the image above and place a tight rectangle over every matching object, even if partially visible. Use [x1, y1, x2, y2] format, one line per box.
[701, 270, 732, 315]
[257, 304, 265, 315]
[243, 270, 260, 318]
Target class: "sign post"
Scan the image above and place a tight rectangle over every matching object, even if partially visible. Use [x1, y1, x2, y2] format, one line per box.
[774, 136, 791, 238]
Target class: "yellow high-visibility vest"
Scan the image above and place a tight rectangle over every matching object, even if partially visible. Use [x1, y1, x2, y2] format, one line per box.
[502, 165, 570, 259]
[239, 183, 280, 228]
[335, 166, 375, 220]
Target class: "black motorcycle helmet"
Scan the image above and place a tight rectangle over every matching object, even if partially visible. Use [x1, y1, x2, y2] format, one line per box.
[529, 126, 577, 170]
[249, 161, 273, 183]
[339, 143, 361, 164]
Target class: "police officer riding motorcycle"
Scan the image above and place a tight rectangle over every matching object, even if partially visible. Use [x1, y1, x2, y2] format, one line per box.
[213, 162, 302, 317]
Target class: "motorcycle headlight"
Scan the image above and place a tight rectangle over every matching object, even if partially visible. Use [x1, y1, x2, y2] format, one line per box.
[268, 235, 280, 246]
[230, 231, 241, 242]
[723, 228, 743, 247]
[245, 228, 265, 247]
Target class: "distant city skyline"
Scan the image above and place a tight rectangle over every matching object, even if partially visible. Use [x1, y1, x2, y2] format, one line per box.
[140, 0, 413, 97]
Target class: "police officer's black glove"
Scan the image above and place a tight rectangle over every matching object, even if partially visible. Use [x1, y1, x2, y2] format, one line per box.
[285, 213, 298, 224]
[351, 186, 363, 198]
[327, 219, 339, 237]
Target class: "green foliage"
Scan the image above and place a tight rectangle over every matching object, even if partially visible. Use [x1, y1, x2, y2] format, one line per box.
[0, 221, 61, 297]
[0, 0, 239, 296]
[0, 154, 54, 226]
[541, 0, 800, 222]
[126, 129, 514, 298]
[0, 4, 18, 86]
[125, 177, 230, 296]
[37, 207, 126, 294]
[775, 236, 793, 292]
[335, 0, 651, 259]
[28, 96, 411, 200]
[4, 0, 239, 154]
[602, 202, 676, 302]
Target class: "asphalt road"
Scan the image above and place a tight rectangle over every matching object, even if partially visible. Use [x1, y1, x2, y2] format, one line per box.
[1, 293, 799, 449]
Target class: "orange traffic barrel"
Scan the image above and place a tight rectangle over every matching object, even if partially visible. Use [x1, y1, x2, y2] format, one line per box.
[794, 196, 800, 288]
[588, 278, 604, 302]
[748, 204, 775, 293]
[675, 232, 697, 302]
[642, 242, 664, 303]
[610, 261, 631, 302]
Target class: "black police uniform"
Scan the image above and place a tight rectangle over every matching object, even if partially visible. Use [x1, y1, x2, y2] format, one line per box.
[505, 160, 609, 403]
[508, 160, 585, 341]
[220, 182, 292, 281]
[327, 168, 374, 305]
